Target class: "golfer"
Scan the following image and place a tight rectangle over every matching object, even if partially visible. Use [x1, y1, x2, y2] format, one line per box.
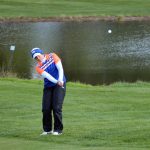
[31, 48, 66, 135]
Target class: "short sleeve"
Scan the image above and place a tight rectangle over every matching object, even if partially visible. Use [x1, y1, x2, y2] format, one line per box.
[52, 53, 61, 64]
[36, 66, 44, 74]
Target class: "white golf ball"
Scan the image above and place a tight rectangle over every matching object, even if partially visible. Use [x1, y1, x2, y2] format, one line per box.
[108, 29, 112, 33]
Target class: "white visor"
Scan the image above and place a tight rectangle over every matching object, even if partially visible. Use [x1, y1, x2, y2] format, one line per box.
[33, 53, 41, 59]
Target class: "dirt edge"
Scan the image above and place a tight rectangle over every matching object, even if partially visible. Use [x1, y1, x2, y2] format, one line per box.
[0, 16, 150, 23]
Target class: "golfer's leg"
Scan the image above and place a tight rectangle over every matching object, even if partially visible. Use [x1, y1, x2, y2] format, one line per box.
[42, 87, 53, 132]
[53, 84, 66, 132]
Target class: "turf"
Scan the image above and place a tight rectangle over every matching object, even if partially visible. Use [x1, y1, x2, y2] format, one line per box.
[0, 0, 149, 18]
[0, 78, 150, 149]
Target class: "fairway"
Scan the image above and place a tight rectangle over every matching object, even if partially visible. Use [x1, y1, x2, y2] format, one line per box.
[0, 0, 150, 18]
[0, 78, 150, 149]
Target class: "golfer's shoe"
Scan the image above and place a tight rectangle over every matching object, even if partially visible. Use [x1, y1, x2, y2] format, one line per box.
[52, 131, 62, 135]
[40, 131, 53, 136]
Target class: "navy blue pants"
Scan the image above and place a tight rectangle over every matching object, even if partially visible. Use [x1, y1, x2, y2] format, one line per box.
[42, 83, 66, 132]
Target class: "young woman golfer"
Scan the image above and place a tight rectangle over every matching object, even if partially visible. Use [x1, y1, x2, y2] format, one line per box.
[31, 48, 66, 135]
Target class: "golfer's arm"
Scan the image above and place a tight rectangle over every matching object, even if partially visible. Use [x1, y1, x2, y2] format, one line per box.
[36, 66, 57, 83]
[41, 71, 58, 83]
[56, 61, 64, 82]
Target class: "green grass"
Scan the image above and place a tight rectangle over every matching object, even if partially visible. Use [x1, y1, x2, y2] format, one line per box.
[0, 78, 150, 149]
[0, 0, 150, 18]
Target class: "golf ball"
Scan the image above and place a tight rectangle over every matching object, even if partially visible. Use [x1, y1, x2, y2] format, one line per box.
[108, 29, 112, 33]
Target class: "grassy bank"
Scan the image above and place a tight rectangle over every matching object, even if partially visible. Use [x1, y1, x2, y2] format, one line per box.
[0, 78, 150, 149]
[0, 0, 150, 19]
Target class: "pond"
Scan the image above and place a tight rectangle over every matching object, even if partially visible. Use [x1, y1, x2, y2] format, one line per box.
[0, 20, 150, 85]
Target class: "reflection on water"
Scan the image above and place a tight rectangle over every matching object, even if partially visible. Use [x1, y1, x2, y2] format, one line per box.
[0, 21, 150, 85]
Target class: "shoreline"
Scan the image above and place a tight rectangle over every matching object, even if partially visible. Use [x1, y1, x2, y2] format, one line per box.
[0, 16, 150, 23]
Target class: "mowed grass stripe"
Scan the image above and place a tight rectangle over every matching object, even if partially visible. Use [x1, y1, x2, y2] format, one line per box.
[0, 0, 150, 17]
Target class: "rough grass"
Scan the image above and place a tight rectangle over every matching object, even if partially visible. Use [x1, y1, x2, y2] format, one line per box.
[0, 78, 150, 149]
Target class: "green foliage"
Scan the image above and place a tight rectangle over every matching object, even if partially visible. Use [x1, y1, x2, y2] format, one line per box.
[0, 78, 150, 149]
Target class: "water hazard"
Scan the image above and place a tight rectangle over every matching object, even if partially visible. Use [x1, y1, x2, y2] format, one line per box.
[0, 21, 150, 85]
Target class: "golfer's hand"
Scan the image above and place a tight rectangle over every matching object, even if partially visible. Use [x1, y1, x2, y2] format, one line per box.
[57, 81, 64, 87]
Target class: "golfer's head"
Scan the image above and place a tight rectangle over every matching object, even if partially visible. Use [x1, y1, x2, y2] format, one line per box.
[31, 48, 44, 61]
